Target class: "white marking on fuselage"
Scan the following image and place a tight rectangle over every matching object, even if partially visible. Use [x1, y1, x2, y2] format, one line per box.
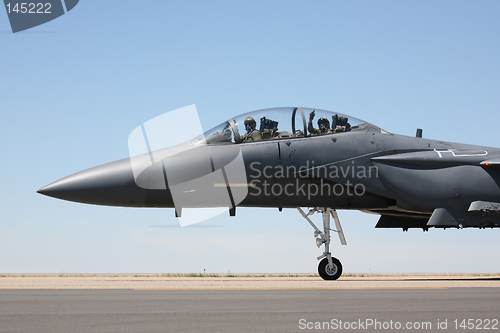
[433, 149, 488, 158]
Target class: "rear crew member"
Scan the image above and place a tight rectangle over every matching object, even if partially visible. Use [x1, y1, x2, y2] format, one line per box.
[308, 110, 333, 135]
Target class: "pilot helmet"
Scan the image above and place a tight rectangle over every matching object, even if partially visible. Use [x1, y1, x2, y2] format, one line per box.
[244, 117, 256, 133]
[317, 117, 330, 130]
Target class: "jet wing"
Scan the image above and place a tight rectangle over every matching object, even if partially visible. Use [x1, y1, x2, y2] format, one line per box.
[362, 208, 431, 230]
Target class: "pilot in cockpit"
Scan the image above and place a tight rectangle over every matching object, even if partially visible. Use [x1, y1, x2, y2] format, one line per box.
[241, 117, 263, 142]
[308, 110, 333, 135]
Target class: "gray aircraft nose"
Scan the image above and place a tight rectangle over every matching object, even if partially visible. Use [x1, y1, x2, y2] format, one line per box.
[37, 157, 172, 207]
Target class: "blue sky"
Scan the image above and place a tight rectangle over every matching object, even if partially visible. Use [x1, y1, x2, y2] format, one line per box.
[1, 1, 499, 274]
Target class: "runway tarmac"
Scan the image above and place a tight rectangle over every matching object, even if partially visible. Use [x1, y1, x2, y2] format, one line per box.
[1, 276, 499, 332]
[1, 288, 499, 332]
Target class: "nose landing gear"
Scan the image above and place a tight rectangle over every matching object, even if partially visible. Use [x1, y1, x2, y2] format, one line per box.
[297, 207, 347, 280]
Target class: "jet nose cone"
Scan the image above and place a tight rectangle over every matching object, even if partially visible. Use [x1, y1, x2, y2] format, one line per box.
[37, 158, 148, 206]
[37, 184, 58, 195]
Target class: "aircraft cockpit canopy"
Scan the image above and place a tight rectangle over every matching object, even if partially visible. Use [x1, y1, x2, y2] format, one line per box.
[192, 107, 375, 145]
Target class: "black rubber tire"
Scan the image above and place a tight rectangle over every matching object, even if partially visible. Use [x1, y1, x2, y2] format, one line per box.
[318, 257, 342, 280]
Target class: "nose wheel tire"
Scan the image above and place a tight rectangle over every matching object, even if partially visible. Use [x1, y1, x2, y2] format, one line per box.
[318, 257, 342, 280]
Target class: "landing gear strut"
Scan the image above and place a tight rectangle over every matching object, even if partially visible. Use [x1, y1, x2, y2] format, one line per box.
[297, 207, 347, 280]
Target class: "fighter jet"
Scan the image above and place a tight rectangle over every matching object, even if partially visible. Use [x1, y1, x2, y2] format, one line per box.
[38, 107, 500, 280]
